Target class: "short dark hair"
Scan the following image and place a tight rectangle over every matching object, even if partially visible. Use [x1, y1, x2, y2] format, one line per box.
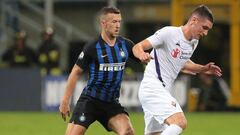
[99, 6, 121, 16]
[191, 5, 214, 23]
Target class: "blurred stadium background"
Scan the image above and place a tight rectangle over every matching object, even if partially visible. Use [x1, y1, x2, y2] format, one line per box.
[0, 0, 240, 135]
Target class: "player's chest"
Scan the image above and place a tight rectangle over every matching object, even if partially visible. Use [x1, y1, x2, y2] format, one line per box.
[94, 46, 128, 63]
[166, 40, 196, 60]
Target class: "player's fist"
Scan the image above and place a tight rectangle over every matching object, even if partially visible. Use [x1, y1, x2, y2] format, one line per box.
[59, 101, 70, 122]
[139, 52, 153, 63]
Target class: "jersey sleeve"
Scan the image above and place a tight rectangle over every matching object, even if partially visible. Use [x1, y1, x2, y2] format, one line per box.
[146, 27, 169, 48]
[75, 43, 92, 70]
[125, 38, 141, 63]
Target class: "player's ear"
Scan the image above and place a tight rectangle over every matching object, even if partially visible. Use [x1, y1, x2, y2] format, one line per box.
[192, 16, 200, 24]
[188, 17, 195, 26]
[101, 20, 107, 28]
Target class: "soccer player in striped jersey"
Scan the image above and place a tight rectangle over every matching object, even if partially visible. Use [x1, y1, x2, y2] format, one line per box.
[133, 5, 222, 135]
[59, 6, 137, 135]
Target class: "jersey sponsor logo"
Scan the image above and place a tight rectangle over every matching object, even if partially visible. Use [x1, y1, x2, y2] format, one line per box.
[180, 52, 192, 59]
[99, 62, 126, 71]
[171, 48, 192, 59]
[171, 48, 181, 58]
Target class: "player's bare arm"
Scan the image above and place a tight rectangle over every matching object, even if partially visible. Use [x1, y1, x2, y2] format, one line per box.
[59, 64, 83, 121]
[132, 39, 153, 63]
[182, 60, 222, 77]
[181, 68, 197, 75]
[181, 60, 198, 75]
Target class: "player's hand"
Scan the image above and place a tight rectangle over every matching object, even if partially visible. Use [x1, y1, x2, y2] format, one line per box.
[59, 101, 70, 122]
[138, 52, 153, 63]
[201, 62, 222, 77]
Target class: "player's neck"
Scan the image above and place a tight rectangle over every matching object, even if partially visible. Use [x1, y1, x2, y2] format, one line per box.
[101, 32, 116, 46]
[182, 25, 192, 41]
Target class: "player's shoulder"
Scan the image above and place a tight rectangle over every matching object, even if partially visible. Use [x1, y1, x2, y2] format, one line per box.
[158, 26, 180, 33]
[83, 38, 99, 50]
[154, 26, 181, 38]
[118, 36, 134, 45]
[118, 36, 132, 42]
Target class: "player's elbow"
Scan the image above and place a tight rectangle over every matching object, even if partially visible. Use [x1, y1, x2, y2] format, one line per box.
[178, 119, 187, 130]
[121, 126, 135, 135]
[132, 43, 144, 58]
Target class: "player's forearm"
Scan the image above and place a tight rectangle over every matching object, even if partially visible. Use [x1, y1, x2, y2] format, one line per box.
[133, 39, 152, 58]
[133, 43, 145, 59]
[181, 68, 197, 75]
[62, 65, 81, 104]
[133, 40, 153, 62]
[62, 74, 78, 103]
[191, 63, 205, 73]
[182, 60, 204, 74]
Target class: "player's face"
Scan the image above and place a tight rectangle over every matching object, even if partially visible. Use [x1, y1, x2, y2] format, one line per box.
[190, 17, 213, 40]
[102, 13, 122, 38]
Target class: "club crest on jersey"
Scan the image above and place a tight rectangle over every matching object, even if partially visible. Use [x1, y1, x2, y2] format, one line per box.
[79, 113, 86, 122]
[120, 49, 125, 58]
[79, 51, 84, 59]
[171, 48, 181, 58]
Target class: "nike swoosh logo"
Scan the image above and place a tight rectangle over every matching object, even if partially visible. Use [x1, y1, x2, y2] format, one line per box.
[101, 54, 107, 58]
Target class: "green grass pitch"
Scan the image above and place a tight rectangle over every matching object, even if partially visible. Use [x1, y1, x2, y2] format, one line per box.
[0, 112, 239, 135]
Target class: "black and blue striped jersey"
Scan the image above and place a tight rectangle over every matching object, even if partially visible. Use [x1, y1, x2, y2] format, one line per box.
[76, 36, 137, 102]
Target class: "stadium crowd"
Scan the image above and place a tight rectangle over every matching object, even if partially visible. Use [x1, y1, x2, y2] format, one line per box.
[1, 27, 62, 77]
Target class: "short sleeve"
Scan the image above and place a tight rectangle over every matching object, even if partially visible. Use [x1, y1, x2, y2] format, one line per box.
[124, 38, 140, 62]
[76, 44, 92, 70]
[146, 27, 169, 48]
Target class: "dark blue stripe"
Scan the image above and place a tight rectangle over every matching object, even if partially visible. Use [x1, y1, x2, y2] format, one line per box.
[92, 43, 104, 97]
[96, 42, 104, 80]
[112, 40, 128, 99]
[88, 62, 95, 85]
[154, 49, 165, 87]
[105, 46, 114, 81]
[108, 42, 123, 100]
[102, 45, 114, 101]
[118, 40, 127, 82]
[114, 44, 122, 82]
[86, 61, 95, 96]
[121, 40, 128, 60]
